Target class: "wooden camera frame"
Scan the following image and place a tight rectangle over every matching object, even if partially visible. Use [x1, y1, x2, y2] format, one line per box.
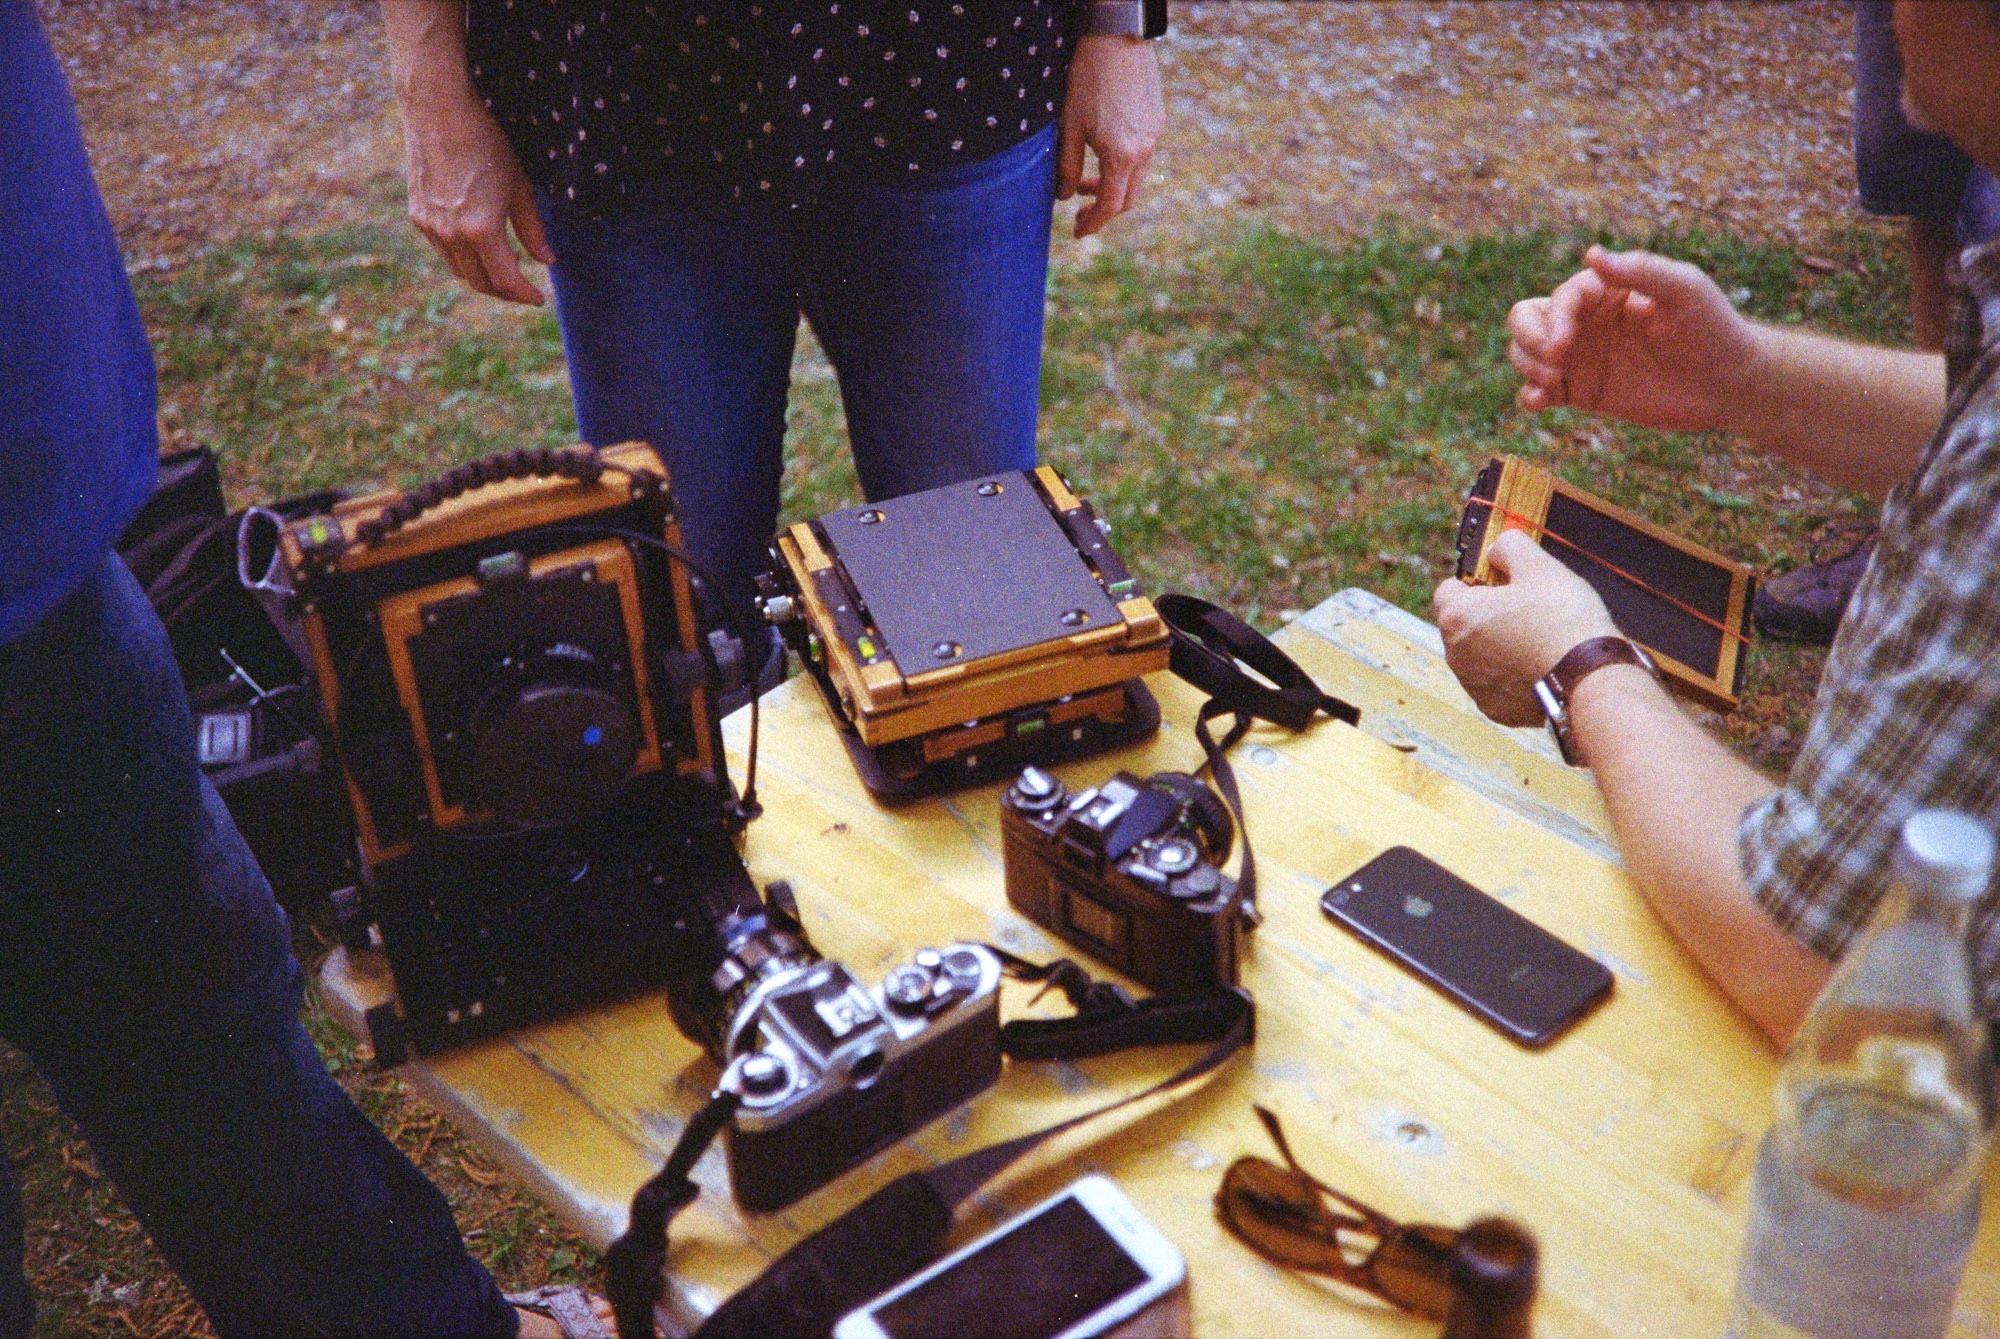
[1455, 455, 1756, 710]
[276, 441, 749, 1060]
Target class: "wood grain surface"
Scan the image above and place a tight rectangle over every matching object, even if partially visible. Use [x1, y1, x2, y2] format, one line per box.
[324, 592, 2000, 1338]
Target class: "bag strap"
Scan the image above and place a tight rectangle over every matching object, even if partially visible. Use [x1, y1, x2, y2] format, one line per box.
[604, 959, 1254, 1339]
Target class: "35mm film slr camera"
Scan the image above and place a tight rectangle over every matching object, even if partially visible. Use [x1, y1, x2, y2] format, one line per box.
[661, 876, 1004, 1212]
[1002, 765, 1248, 994]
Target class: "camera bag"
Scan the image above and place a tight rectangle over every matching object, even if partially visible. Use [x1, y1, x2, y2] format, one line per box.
[114, 446, 353, 910]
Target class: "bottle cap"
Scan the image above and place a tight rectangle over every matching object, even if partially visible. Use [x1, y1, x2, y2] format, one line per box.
[1896, 810, 1997, 903]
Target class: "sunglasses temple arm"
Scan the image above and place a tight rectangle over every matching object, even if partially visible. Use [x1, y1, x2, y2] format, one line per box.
[1253, 1105, 1402, 1235]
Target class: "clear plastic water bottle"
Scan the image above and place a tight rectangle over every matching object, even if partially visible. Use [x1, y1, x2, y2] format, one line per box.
[1725, 809, 1996, 1339]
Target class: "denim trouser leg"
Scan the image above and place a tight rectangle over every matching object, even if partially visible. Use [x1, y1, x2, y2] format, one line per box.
[0, 556, 515, 1339]
[0, 1151, 25, 1338]
[539, 125, 1054, 622]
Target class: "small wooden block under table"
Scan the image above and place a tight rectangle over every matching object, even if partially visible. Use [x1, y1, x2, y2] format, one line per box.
[322, 591, 2000, 1339]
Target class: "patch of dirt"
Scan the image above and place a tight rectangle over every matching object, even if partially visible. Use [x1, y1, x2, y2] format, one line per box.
[41, 1, 1860, 265]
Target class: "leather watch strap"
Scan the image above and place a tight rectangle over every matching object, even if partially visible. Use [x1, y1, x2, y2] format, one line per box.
[1535, 636, 1656, 766]
[1548, 636, 1652, 700]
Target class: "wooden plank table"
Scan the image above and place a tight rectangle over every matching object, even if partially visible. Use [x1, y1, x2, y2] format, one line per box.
[323, 590, 2000, 1338]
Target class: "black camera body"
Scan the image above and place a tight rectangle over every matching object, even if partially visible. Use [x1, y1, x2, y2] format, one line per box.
[663, 881, 1003, 1213]
[1001, 765, 1246, 994]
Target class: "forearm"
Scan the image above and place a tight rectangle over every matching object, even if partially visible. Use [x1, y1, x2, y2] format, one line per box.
[380, 0, 476, 109]
[1569, 665, 1830, 1044]
[1721, 321, 1946, 498]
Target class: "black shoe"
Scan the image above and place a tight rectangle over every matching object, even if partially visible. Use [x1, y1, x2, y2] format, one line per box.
[1753, 530, 1877, 644]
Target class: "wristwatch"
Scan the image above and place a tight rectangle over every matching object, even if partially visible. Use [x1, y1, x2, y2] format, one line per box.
[1084, 0, 1169, 39]
[1534, 636, 1658, 767]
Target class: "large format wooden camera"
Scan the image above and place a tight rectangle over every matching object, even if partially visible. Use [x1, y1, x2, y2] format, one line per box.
[279, 442, 752, 1060]
[759, 467, 1171, 799]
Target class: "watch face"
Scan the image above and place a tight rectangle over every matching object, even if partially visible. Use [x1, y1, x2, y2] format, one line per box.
[1145, 0, 1169, 38]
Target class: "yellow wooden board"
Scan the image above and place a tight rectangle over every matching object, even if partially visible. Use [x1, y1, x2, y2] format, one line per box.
[322, 592, 2000, 1339]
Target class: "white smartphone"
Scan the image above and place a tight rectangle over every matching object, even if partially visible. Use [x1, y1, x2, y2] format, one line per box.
[832, 1175, 1188, 1339]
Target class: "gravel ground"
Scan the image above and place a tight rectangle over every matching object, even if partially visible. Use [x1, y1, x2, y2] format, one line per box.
[41, 0, 1863, 267]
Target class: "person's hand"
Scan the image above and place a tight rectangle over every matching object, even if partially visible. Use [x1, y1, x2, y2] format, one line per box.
[1506, 245, 1760, 433]
[398, 90, 555, 305]
[1432, 530, 1621, 727]
[1057, 35, 1164, 238]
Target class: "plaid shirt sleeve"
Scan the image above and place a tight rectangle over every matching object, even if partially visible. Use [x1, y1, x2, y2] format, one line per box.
[1738, 367, 2000, 1014]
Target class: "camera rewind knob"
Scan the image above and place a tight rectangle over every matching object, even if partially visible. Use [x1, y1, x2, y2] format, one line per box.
[738, 1052, 790, 1098]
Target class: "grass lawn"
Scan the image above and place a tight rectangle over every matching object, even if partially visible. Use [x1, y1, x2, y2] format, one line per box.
[8, 216, 1904, 1336]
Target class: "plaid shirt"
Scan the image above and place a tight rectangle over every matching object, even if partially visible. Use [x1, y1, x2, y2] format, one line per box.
[1739, 238, 2000, 1020]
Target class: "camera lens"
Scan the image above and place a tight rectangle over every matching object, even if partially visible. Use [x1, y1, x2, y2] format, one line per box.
[467, 643, 639, 827]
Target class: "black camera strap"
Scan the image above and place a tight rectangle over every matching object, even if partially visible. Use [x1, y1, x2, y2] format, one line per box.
[1154, 593, 1360, 930]
[1156, 593, 1359, 734]
[604, 963, 1254, 1339]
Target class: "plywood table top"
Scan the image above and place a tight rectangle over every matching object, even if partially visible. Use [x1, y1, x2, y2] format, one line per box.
[322, 597, 2000, 1338]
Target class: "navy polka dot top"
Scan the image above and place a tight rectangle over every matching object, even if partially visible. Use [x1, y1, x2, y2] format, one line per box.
[466, 0, 1080, 211]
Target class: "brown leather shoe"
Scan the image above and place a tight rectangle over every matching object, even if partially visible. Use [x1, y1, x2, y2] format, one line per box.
[1753, 530, 1877, 644]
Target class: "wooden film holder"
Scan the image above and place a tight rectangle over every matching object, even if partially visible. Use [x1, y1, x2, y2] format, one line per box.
[766, 466, 1171, 799]
[1455, 455, 1756, 710]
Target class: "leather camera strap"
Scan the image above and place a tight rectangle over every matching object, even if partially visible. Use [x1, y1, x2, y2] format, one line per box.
[604, 961, 1254, 1338]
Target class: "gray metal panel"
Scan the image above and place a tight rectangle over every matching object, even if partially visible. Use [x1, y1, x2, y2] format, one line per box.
[817, 473, 1119, 672]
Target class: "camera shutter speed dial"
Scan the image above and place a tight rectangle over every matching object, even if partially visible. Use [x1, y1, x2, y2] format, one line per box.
[736, 1052, 791, 1101]
[1147, 836, 1201, 877]
[883, 963, 935, 1014]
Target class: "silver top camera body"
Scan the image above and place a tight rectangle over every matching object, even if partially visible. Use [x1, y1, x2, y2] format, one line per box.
[711, 934, 1005, 1211]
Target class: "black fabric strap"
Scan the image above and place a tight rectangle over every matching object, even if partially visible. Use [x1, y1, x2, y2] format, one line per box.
[1155, 592, 1360, 932]
[1157, 593, 1359, 732]
[1192, 701, 1260, 926]
[605, 1090, 742, 1339]
[603, 956, 1254, 1339]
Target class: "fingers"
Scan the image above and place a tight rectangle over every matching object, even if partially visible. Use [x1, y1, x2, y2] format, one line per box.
[1074, 144, 1151, 238]
[411, 205, 545, 306]
[1507, 334, 1567, 399]
[510, 180, 556, 266]
[1482, 528, 1552, 581]
[1584, 244, 1705, 309]
[1057, 114, 1086, 201]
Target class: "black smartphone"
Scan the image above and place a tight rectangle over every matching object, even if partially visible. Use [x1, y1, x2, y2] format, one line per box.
[1319, 845, 1613, 1047]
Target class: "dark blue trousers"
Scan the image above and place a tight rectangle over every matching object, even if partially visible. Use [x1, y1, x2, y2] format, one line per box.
[0, 556, 515, 1339]
[538, 125, 1057, 620]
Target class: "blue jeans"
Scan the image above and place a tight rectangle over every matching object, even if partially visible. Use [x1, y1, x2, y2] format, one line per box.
[1852, 0, 2000, 241]
[538, 126, 1055, 619]
[0, 556, 515, 1339]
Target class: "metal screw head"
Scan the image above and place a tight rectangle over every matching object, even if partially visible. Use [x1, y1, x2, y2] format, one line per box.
[1059, 608, 1088, 628]
[932, 640, 961, 660]
[858, 508, 884, 525]
[976, 480, 1003, 497]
